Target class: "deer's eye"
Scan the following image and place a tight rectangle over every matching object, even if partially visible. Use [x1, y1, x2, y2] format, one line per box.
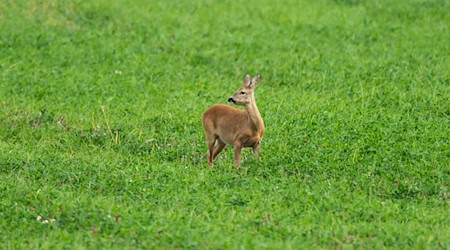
[240, 91, 245, 95]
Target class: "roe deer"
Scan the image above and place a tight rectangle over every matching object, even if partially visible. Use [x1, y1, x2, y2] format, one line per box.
[202, 74, 264, 168]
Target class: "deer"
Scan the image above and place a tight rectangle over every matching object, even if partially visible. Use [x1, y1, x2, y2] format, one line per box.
[202, 74, 264, 168]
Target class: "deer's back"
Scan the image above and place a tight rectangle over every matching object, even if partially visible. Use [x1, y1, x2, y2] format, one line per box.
[202, 104, 246, 129]
[202, 104, 263, 147]
[203, 104, 252, 140]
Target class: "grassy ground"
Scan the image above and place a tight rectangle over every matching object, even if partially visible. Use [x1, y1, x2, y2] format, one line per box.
[0, 0, 449, 249]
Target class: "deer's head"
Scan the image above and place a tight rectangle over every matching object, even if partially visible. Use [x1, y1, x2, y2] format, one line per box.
[228, 74, 260, 106]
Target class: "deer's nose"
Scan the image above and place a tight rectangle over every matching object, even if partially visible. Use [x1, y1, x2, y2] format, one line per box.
[228, 97, 235, 103]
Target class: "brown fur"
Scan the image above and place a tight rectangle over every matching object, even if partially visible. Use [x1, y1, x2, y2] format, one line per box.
[202, 74, 264, 167]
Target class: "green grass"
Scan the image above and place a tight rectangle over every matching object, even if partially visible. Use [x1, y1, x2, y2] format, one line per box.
[0, 0, 449, 248]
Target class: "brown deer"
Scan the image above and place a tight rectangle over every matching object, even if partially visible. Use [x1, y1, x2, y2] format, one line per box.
[202, 74, 264, 167]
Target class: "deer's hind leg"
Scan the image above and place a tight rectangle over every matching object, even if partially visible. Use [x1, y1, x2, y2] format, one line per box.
[205, 133, 216, 168]
[212, 139, 226, 161]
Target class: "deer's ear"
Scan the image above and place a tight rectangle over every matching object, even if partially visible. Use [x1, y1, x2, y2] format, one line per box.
[243, 74, 251, 86]
[250, 74, 260, 88]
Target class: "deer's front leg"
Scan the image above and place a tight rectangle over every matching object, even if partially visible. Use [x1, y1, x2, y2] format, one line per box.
[252, 141, 261, 160]
[234, 144, 243, 167]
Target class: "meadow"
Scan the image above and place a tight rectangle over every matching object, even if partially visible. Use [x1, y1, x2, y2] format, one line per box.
[0, 0, 449, 248]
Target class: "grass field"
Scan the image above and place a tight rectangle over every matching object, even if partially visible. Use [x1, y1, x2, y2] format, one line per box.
[1, 0, 449, 249]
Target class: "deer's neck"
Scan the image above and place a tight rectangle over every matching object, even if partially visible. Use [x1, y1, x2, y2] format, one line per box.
[245, 95, 264, 133]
